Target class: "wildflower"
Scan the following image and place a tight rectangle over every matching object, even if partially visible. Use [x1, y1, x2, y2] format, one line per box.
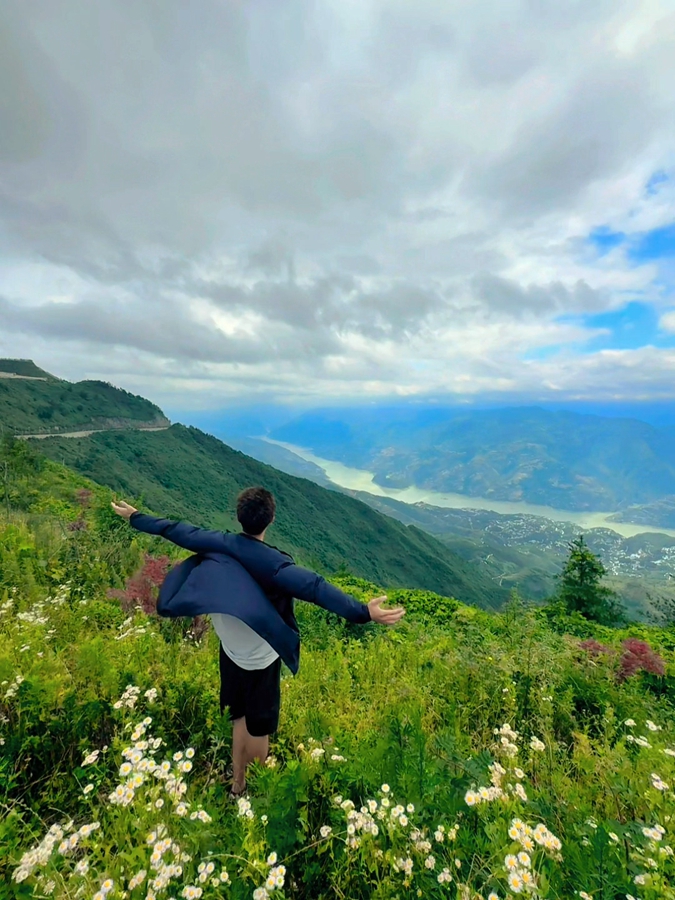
[82, 750, 100, 766]
[517, 852, 531, 868]
[488, 894, 499, 900]
[530, 736, 545, 752]
[514, 783, 528, 802]
[508, 872, 524, 893]
[75, 860, 89, 875]
[465, 790, 478, 806]
[435, 829, 445, 842]
[651, 773, 669, 791]
[101, 879, 115, 894]
[180, 761, 193, 773]
[173, 752, 184, 762]
[425, 855, 436, 869]
[83, 783, 94, 795]
[267, 852, 277, 866]
[381, 783, 390, 793]
[185, 748, 195, 759]
[220, 871, 229, 883]
[514, 768, 525, 779]
[129, 870, 147, 889]
[646, 720, 661, 732]
[625, 719, 636, 727]
[505, 855, 518, 871]
[399, 815, 408, 827]
[407, 803, 415, 813]
[320, 826, 332, 838]
[578, 893, 592, 900]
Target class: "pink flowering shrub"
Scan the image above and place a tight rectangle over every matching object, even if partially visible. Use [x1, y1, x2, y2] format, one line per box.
[108, 554, 171, 615]
[617, 638, 666, 682]
[578, 639, 611, 657]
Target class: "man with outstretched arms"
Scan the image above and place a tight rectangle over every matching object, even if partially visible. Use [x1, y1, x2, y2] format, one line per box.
[112, 487, 404, 796]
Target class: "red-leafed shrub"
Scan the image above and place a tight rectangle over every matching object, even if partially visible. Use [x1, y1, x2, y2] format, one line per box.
[579, 638, 611, 657]
[75, 488, 93, 508]
[67, 518, 88, 532]
[109, 554, 171, 615]
[617, 638, 666, 682]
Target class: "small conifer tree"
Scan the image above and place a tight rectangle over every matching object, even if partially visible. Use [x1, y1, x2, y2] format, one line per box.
[558, 535, 623, 625]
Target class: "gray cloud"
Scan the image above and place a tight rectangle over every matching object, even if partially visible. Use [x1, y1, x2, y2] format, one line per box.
[0, 0, 674, 404]
[472, 274, 608, 318]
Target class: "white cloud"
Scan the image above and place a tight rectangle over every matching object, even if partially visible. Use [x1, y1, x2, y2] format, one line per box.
[1, 0, 675, 407]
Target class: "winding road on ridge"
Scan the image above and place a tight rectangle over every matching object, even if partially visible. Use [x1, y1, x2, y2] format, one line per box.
[18, 425, 170, 440]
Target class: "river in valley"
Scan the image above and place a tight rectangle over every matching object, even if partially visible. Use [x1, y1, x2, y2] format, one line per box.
[267, 440, 675, 540]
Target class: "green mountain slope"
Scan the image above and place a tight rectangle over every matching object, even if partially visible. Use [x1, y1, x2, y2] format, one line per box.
[0, 358, 57, 379]
[0, 361, 168, 434]
[271, 406, 675, 511]
[34, 424, 508, 609]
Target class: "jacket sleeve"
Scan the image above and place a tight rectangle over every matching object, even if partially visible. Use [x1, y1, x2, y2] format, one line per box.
[272, 560, 371, 624]
[129, 512, 229, 554]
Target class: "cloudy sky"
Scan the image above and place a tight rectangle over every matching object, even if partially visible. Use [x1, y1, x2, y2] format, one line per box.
[1, 0, 675, 410]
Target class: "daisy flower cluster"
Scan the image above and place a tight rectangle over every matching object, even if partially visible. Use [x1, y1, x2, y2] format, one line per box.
[11, 698, 220, 898]
[296, 736, 347, 763]
[628, 818, 675, 893]
[115, 614, 149, 641]
[108, 716, 198, 812]
[499, 819, 562, 895]
[330, 786, 462, 889]
[3, 673, 24, 700]
[13, 820, 101, 884]
[113, 683, 142, 710]
[465, 754, 531, 808]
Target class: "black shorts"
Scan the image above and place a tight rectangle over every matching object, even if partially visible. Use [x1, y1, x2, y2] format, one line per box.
[219, 645, 282, 737]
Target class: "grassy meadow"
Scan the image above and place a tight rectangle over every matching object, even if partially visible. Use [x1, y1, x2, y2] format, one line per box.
[3, 437, 675, 899]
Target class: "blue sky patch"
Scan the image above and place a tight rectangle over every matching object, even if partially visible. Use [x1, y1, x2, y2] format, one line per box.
[646, 170, 669, 196]
[588, 226, 625, 256]
[555, 301, 675, 353]
[628, 221, 675, 263]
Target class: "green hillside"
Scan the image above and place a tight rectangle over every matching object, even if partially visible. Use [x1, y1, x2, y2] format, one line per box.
[4, 436, 675, 898]
[33, 425, 508, 608]
[0, 358, 56, 379]
[0, 362, 168, 434]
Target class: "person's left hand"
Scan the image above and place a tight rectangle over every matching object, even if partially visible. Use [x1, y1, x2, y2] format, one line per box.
[111, 500, 138, 519]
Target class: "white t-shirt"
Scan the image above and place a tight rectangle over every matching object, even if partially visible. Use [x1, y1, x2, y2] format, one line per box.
[210, 613, 279, 671]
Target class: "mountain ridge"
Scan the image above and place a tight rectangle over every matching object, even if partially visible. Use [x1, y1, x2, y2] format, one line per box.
[0, 360, 508, 609]
[270, 405, 675, 514]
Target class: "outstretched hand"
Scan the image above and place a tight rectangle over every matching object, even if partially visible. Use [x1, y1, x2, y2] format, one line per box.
[111, 500, 138, 520]
[367, 595, 405, 626]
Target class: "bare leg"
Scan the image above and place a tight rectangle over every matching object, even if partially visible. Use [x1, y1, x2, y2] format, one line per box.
[231, 717, 270, 794]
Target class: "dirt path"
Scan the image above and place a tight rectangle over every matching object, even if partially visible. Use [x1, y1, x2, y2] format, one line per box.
[18, 426, 170, 440]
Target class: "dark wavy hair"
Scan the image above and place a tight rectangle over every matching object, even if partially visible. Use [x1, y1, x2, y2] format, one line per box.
[236, 486, 276, 535]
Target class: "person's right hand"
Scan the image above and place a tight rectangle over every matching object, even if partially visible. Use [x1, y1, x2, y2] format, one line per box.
[367, 595, 405, 626]
[111, 500, 138, 519]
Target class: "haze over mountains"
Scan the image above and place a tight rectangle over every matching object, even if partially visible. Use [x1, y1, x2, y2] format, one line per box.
[269, 406, 675, 520]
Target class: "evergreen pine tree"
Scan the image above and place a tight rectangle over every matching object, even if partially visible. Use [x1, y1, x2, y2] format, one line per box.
[558, 535, 623, 625]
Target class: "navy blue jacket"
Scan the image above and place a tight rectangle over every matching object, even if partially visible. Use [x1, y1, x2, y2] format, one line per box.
[129, 513, 371, 674]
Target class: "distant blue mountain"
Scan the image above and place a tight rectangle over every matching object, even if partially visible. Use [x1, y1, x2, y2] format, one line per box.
[271, 405, 675, 514]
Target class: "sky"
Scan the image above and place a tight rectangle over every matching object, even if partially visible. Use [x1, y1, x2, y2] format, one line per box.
[1, 0, 675, 411]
